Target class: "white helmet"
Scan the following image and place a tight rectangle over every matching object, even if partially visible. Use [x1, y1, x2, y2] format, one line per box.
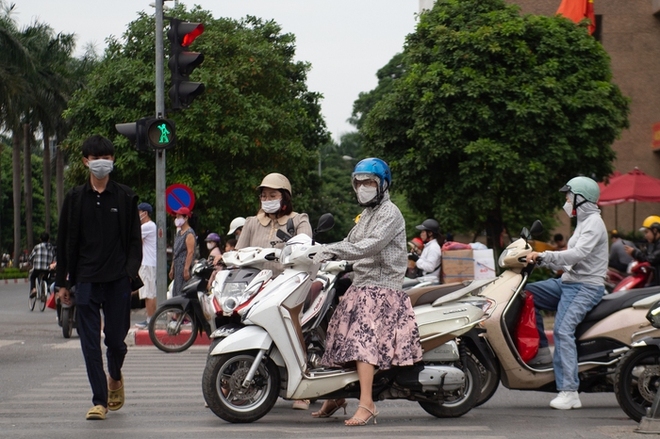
[227, 217, 245, 235]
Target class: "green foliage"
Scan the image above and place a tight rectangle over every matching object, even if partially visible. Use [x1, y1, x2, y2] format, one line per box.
[360, 0, 629, 252]
[0, 135, 47, 253]
[0, 267, 29, 279]
[63, 5, 329, 236]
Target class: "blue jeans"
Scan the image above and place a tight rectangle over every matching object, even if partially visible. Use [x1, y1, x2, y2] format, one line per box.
[526, 278, 604, 391]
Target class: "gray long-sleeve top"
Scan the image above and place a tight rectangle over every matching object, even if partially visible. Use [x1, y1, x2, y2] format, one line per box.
[540, 202, 608, 286]
[321, 192, 407, 291]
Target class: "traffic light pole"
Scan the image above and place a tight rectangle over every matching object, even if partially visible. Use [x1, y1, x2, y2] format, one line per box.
[155, 0, 168, 304]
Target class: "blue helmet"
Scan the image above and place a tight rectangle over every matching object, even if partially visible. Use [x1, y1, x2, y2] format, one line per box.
[352, 158, 392, 206]
[205, 232, 221, 243]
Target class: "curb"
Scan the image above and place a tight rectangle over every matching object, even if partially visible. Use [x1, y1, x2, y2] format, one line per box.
[3, 278, 29, 284]
[126, 328, 211, 347]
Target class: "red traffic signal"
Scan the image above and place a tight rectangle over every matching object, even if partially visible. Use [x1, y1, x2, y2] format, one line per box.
[168, 18, 205, 110]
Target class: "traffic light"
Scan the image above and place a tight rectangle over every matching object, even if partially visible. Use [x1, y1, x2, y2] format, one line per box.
[146, 119, 176, 149]
[116, 118, 150, 152]
[116, 118, 176, 151]
[168, 18, 205, 110]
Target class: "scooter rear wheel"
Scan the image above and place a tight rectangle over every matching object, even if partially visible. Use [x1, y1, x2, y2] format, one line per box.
[614, 346, 660, 422]
[148, 306, 198, 353]
[419, 353, 482, 418]
[203, 351, 279, 423]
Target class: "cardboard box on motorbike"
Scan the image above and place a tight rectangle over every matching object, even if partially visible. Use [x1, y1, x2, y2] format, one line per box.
[442, 249, 496, 283]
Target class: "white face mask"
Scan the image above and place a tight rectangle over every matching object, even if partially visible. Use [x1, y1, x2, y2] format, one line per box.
[139, 212, 147, 221]
[357, 186, 378, 204]
[563, 201, 574, 218]
[88, 159, 114, 179]
[174, 218, 186, 228]
[206, 242, 216, 250]
[261, 199, 281, 214]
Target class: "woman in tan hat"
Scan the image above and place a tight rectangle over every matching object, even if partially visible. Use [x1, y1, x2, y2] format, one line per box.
[236, 172, 313, 410]
[236, 173, 312, 273]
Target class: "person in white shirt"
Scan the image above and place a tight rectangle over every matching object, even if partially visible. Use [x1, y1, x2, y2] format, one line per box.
[134, 203, 157, 329]
[415, 218, 443, 277]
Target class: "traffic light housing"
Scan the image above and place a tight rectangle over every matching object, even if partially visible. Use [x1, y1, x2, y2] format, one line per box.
[168, 18, 205, 110]
[116, 118, 176, 151]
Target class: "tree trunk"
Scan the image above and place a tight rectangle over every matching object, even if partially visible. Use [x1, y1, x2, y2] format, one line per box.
[12, 133, 21, 268]
[23, 123, 34, 253]
[485, 209, 504, 261]
[42, 129, 52, 234]
[56, 141, 64, 215]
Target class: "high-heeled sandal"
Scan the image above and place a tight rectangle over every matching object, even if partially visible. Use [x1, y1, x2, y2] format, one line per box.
[311, 399, 347, 418]
[345, 404, 378, 426]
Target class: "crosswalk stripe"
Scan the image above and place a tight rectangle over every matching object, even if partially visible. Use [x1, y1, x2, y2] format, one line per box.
[0, 345, 503, 438]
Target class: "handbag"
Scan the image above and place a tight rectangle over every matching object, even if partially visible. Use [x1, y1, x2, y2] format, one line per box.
[515, 292, 540, 362]
[46, 292, 57, 310]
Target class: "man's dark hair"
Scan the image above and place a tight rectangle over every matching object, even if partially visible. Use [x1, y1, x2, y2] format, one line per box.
[82, 135, 115, 158]
[554, 233, 564, 242]
[40, 232, 49, 243]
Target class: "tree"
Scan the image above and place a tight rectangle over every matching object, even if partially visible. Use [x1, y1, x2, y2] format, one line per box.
[63, 6, 328, 237]
[361, 0, 629, 253]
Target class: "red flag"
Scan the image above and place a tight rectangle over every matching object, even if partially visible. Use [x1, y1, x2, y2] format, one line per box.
[556, 0, 596, 35]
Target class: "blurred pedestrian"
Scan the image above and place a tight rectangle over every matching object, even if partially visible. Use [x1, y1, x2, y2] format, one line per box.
[608, 229, 633, 274]
[134, 203, 157, 329]
[28, 232, 55, 297]
[415, 218, 444, 277]
[169, 207, 196, 297]
[227, 217, 245, 239]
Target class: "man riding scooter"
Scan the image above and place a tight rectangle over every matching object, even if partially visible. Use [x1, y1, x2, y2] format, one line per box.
[624, 216, 660, 287]
[525, 176, 608, 410]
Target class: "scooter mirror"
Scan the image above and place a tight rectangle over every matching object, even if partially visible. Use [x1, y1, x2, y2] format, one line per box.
[530, 220, 544, 237]
[315, 213, 335, 235]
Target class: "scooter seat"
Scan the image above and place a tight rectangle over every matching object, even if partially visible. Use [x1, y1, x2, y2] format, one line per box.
[407, 282, 465, 307]
[581, 285, 660, 324]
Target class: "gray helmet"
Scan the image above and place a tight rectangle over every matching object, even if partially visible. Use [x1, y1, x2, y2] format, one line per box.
[560, 176, 600, 203]
[416, 218, 440, 235]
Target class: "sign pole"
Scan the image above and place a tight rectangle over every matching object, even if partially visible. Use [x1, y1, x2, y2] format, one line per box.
[155, 0, 168, 304]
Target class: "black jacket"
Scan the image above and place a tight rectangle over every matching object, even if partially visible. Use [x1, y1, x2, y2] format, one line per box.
[55, 180, 142, 288]
[632, 240, 660, 287]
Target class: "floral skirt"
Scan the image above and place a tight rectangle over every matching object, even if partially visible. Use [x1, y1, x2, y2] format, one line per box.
[321, 284, 423, 369]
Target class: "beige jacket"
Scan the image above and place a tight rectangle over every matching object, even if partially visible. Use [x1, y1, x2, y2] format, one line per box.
[236, 211, 312, 274]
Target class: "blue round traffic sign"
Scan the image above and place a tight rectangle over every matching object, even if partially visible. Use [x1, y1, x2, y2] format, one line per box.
[165, 184, 195, 215]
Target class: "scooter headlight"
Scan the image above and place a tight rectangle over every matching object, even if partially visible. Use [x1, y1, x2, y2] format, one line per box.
[219, 282, 251, 313]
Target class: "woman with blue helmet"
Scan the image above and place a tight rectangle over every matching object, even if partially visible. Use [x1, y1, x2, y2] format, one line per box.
[311, 158, 423, 426]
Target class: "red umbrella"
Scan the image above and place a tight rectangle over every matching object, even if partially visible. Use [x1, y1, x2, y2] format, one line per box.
[598, 168, 660, 230]
[598, 168, 660, 206]
[597, 171, 621, 192]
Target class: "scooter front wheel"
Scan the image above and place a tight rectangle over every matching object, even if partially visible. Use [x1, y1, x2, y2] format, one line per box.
[203, 351, 280, 423]
[614, 346, 660, 422]
[419, 353, 482, 418]
[148, 306, 198, 353]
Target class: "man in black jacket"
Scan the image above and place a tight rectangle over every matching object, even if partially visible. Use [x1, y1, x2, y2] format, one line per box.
[55, 135, 142, 420]
[625, 216, 660, 287]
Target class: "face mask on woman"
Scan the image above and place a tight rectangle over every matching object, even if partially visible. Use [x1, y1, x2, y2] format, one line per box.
[261, 200, 281, 214]
[174, 217, 186, 228]
[562, 201, 574, 218]
[357, 186, 378, 204]
[206, 242, 216, 250]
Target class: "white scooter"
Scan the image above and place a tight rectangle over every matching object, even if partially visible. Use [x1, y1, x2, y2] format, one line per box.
[202, 214, 494, 423]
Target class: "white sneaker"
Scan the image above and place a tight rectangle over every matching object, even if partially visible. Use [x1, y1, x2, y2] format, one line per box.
[550, 391, 582, 410]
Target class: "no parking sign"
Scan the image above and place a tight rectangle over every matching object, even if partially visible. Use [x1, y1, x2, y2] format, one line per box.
[165, 184, 195, 215]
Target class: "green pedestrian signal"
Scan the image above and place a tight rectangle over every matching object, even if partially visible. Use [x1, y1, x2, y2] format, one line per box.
[147, 119, 175, 149]
[116, 117, 176, 151]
